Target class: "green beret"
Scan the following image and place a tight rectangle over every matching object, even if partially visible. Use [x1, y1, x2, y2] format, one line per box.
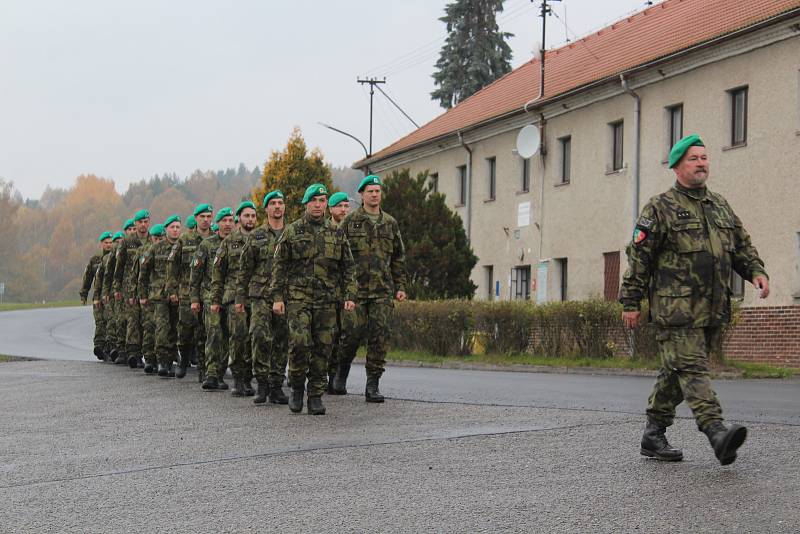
[234, 215, 239, 223]
[186, 214, 197, 229]
[98, 231, 113, 242]
[328, 192, 349, 207]
[149, 224, 165, 237]
[357, 174, 383, 193]
[214, 207, 233, 223]
[133, 209, 150, 222]
[193, 203, 213, 216]
[123, 219, 135, 231]
[211, 223, 219, 232]
[301, 183, 329, 205]
[668, 134, 705, 168]
[164, 214, 181, 228]
[112, 231, 125, 241]
[236, 200, 256, 216]
[262, 189, 285, 208]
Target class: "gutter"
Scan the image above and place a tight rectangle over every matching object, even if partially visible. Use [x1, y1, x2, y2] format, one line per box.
[620, 74, 641, 230]
[458, 131, 472, 242]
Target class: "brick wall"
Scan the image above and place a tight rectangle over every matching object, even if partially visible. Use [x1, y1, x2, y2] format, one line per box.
[723, 306, 800, 369]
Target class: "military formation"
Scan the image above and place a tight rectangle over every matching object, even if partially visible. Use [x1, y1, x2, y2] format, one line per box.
[80, 175, 406, 416]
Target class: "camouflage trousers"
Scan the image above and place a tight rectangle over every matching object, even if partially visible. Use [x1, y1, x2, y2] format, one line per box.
[227, 303, 252, 380]
[204, 302, 229, 380]
[250, 298, 288, 387]
[328, 307, 343, 377]
[112, 299, 127, 352]
[92, 302, 107, 350]
[178, 302, 205, 374]
[286, 301, 337, 397]
[141, 301, 156, 366]
[340, 298, 393, 378]
[646, 326, 724, 431]
[154, 301, 179, 367]
[100, 301, 117, 350]
[124, 299, 142, 355]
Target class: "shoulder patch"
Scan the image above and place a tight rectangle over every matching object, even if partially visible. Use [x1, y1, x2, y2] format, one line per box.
[636, 216, 654, 229]
[633, 228, 648, 245]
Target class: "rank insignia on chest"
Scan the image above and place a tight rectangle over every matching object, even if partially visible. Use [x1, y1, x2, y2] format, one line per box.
[633, 228, 648, 244]
[677, 210, 692, 219]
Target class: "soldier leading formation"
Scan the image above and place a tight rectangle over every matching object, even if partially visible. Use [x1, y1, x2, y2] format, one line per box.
[81, 175, 406, 417]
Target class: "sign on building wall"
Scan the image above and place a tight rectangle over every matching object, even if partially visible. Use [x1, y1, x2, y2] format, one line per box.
[517, 202, 531, 228]
[536, 261, 548, 303]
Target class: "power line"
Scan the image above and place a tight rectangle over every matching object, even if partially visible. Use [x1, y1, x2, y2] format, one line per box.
[375, 84, 419, 128]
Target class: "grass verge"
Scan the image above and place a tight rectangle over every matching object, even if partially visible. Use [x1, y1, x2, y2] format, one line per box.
[0, 300, 82, 312]
[725, 361, 799, 379]
[385, 350, 661, 371]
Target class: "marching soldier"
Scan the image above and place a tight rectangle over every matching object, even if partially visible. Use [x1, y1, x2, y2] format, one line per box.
[82, 231, 113, 360]
[139, 224, 165, 373]
[326, 191, 350, 392]
[620, 134, 769, 466]
[104, 219, 135, 363]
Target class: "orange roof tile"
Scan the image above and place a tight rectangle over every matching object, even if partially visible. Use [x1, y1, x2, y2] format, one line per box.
[359, 0, 800, 166]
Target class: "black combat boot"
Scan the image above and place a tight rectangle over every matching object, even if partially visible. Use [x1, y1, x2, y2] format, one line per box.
[253, 380, 269, 404]
[365, 376, 385, 403]
[136, 356, 144, 368]
[127, 353, 138, 368]
[231, 377, 245, 397]
[157, 363, 168, 377]
[288, 387, 304, 413]
[166, 362, 175, 378]
[201, 375, 219, 390]
[332, 363, 350, 395]
[108, 348, 119, 363]
[269, 385, 289, 405]
[640, 422, 683, 462]
[327, 373, 336, 394]
[307, 396, 326, 415]
[93, 346, 105, 361]
[144, 362, 156, 374]
[242, 378, 255, 397]
[175, 347, 191, 379]
[703, 422, 747, 466]
[217, 376, 229, 390]
[115, 351, 129, 365]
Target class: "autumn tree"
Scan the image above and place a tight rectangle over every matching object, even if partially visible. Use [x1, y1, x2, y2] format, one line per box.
[381, 169, 477, 299]
[253, 127, 334, 224]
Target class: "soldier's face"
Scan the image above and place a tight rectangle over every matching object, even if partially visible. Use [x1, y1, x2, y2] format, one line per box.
[330, 201, 349, 223]
[166, 222, 181, 240]
[218, 216, 234, 237]
[125, 227, 135, 235]
[151, 235, 163, 244]
[266, 198, 285, 221]
[196, 212, 212, 231]
[361, 185, 382, 209]
[101, 238, 112, 251]
[306, 196, 327, 218]
[240, 208, 257, 231]
[135, 218, 150, 236]
[674, 146, 709, 188]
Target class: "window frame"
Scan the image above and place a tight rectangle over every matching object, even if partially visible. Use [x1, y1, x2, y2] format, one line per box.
[429, 172, 439, 194]
[486, 157, 496, 200]
[559, 135, 571, 184]
[457, 165, 467, 206]
[729, 86, 748, 147]
[521, 157, 530, 193]
[666, 104, 683, 154]
[611, 121, 624, 171]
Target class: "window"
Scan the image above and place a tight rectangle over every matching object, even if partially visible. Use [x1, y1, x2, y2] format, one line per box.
[603, 252, 620, 301]
[729, 86, 748, 146]
[731, 271, 745, 299]
[611, 121, 624, 171]
[555, 258, 568, 301]
[486, 157, 496, 200]
[667, 104, 683, 152]
[559, 136, 571, 184]
[485, 265, 494, 301]
[457, 165, 467, 205]
[512, 266, 531, 300]
[429, 172, 439, 193]
[521, 157, 530, 192]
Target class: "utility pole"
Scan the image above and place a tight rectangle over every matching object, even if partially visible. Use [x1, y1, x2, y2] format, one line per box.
[356, 76, 386, 156]
[537, 0, 560, 99]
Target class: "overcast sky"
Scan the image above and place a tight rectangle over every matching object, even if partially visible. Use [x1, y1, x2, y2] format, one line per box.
[0, 0, 657, 199]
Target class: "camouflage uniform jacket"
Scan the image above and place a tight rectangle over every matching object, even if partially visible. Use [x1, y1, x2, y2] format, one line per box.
[165, 230, 206, 303]
[270, 213, 357, 305]
[189, 233, 222, 305]
[620, 182, 767, 327]
[92, 251, 113, 302]
[235, 224, 283, 305]
[102, 241, 120, 298]
[113, 234, 146, 298]
[138, 240, 178, 301]
[211, 229, 250, 306]
[80, 252, 105, 301]
[339, 207, 406, 300]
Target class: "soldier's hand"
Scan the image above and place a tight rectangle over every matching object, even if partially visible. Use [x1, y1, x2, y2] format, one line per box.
[210, 304, 221, 314]
[343, 300, 355, 312]
[169, 294, 178, 304]
[753, 276, 770, 299]
[92, 300, 100, 309]
[139, 298, 148, 306]
[272, 302, 285, 315]
[622, 311, 641, 329]
[395, 290, 407, 302]
[234, 303, 245, 314]
[114, 292, 122, 302]
[191, 302, 201, 314]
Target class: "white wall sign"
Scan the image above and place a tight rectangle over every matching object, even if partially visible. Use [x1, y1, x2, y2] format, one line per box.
[517, 201, 531, 227]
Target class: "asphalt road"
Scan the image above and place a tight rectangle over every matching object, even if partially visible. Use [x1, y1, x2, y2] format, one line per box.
[1, 306, 798, 533]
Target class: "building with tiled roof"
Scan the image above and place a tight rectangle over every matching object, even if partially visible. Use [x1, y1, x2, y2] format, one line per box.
[355, 0, 800, 367]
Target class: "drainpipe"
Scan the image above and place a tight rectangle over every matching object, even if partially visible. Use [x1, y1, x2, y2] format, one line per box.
[458, 130, 473, 242]
[620, 74, 641, 229]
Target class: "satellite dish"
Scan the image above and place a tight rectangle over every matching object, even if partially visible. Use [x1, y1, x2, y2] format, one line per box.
[516, 124, 541, 158]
